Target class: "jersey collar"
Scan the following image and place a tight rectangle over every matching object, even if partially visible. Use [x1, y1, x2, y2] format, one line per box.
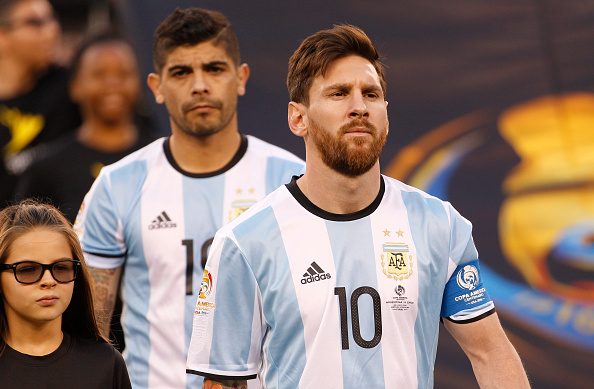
[163, 135, 248, 178]
[286, 175, 385, 221]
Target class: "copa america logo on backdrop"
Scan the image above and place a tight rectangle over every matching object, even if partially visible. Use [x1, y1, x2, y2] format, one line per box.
[456, 265, 479, 290]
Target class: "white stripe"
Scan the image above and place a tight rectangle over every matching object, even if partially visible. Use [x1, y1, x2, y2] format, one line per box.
[372, 188, 419, 387]
[273, 202, 345, 387]
[142, 162, 187, 388]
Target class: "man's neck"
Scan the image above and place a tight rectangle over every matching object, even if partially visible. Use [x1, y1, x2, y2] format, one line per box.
[297, 162, 382, 215]
[76, 119, 139, 153]
[168, 124, 242, 174]
[0, 59, 39, 99]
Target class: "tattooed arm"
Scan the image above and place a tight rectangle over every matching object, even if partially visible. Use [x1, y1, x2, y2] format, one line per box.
[202, 378, 248, 389]
[88, 266, 123, 338]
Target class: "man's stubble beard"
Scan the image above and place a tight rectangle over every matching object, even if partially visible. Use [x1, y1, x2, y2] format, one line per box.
[171, 113, 225, 137]
[171, 97, 235, 138]
[309, 118, 388, 177]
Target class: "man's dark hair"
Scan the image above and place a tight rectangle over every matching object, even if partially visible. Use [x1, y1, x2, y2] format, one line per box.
[287, 24, 386, 106]
[69, 31, 136, 81]
[153, 7, 240, 73]
[0, 0, 25, 26]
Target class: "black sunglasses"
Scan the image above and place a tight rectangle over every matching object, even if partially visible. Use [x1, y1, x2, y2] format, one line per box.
[1, 260, 80, 284]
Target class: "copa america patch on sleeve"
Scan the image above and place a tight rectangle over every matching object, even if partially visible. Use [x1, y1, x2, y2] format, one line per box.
[440, 259, 492, 318]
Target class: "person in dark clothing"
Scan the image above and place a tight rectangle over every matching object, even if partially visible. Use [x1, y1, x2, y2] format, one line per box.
[15, 33, 152, 223]
[0, 200, 131, 388]
[0, 0, 81, 205]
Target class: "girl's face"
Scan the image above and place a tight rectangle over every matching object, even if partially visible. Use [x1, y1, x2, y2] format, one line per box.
[1, 229, 74, 329]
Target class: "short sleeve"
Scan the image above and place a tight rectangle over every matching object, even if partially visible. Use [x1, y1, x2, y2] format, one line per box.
[186, 230, 263, 380]
[440, 204, 495, 322]
[74, 171, 126, 268]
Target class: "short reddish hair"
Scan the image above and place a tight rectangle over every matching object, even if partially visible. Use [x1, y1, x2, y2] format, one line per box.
[287, 24, 386, 105]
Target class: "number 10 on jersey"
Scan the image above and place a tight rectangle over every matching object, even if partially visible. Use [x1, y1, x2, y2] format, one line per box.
[335, 287, 383, 350]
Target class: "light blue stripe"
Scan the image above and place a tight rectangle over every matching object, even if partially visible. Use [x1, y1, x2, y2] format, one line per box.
[402, 191, 450, 389]
[210, 237, 256, 370]
[326, 218, 385, 389]
[183, 175, 225, 388]
[265, 157, 305, 194]
[183, 175, 225, 344]
[83, 176, 123, 256]
[233, 206, 306, 388]
[109, 161, 151, 388]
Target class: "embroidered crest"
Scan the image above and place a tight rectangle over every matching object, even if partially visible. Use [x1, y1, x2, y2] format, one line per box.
[229, 199, 256, 221]
[381, 243, 413, 280]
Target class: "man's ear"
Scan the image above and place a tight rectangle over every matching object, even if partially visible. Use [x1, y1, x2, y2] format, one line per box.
[288, 102, 308, 137]
[236, 63, 250, 96]
[147, 73, 165, 104]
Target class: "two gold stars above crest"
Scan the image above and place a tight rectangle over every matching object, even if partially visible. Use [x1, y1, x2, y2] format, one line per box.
[236, 188, 255, 195]
[383, 228, 405, 237]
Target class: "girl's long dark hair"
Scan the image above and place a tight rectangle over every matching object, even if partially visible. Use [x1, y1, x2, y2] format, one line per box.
[0, 200, 107, 354]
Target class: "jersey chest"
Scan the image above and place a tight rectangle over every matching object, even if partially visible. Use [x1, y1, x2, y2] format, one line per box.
[123, 165, 269, 283]
[249, 208, 451, 353]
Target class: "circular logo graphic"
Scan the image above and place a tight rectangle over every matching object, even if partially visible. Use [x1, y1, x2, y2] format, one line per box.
[456, 265, 479, 290]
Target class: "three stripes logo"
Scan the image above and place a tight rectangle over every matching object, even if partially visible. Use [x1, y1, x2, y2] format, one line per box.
[148, 211, 177, 230]
[301, 261, 331, 284]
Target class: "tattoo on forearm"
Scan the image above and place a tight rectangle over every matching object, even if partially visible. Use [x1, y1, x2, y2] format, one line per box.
[202, 379, 248, 389]
[89, 268, 118, 334]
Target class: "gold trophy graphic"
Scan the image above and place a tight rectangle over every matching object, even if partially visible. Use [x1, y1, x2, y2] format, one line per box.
[498, 93, 594, 302]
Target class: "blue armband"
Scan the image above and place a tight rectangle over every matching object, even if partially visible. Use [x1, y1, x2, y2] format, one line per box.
[440, 259, 493, 318]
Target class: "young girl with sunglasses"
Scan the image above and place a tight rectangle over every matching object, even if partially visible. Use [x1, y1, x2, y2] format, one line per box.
[0, 200, 131, 388]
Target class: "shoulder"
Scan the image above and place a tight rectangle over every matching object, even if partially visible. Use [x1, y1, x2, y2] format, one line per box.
[382, 174, 437, 199]
[27, 133, 78, 165]
[382, 175, 468, 225]
[222, 184, 292, 235]
[245, 135, 304, 163]
[96, 137, 166, 181]
[70, 336, 124, 364]
[383, 175, 455, 208]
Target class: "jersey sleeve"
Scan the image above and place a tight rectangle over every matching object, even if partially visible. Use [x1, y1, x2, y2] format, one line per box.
[74, 171, 126, 269]
[440, 204, 495, 323]
[186, 230, 263, 380]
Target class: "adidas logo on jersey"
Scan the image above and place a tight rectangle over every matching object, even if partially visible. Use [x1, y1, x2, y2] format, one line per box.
[301, 262, 331, 284]
[148, 211, 177, 230]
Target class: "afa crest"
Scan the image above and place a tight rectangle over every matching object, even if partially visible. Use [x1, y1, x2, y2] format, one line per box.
[229, 199, 256, 221]
[381, 243, 413, 280]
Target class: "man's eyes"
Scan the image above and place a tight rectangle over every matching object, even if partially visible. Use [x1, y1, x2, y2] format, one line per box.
[205, 66, 225, 73]
[329, 91, 380, 98]
[171, 69, 190, 77]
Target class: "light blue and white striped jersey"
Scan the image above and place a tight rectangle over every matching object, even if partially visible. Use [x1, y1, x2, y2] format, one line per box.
[74, 135, 304, 389]
[187, 175, 494, 388]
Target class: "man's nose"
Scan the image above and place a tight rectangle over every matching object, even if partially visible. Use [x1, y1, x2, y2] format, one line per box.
[349, 92, 369, 119]
[191, 72, 210, 95]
